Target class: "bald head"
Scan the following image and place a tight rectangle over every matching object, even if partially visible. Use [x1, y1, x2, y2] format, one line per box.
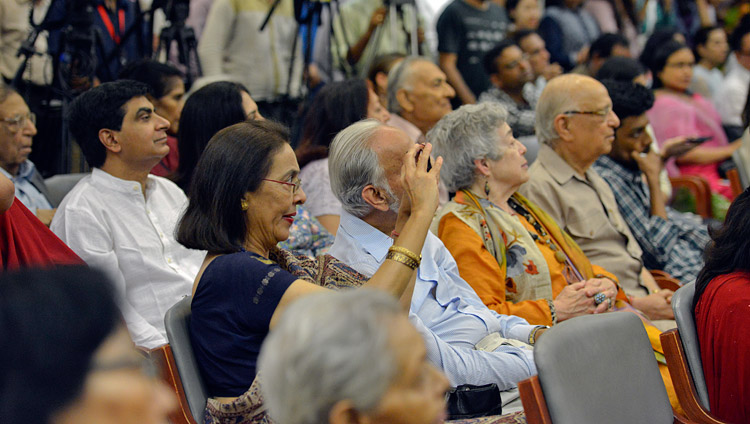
[535, 74, 608, 145]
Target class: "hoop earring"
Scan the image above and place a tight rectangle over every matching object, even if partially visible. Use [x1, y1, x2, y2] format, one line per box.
[240, 199, 249, 211]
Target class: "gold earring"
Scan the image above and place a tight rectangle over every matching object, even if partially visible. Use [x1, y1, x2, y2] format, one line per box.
[484, 180, 491, 196]
[240, 199, 249, 211]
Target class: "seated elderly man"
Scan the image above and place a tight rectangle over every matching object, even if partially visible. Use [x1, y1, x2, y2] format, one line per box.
[518, 74, 675, 328]
[386, 56, 455, 143]
[328, 120, 539, 406]
[593, 80, 710, 284]
[259, 289, 452, 424]
[0, 85, 55, 224]
[51, 81, 205, 349]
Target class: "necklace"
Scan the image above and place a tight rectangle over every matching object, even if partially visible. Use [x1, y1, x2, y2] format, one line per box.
[507, 197, 567, 264]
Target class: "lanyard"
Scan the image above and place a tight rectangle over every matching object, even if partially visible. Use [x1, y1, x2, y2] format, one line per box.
[97, 4, 125, 44]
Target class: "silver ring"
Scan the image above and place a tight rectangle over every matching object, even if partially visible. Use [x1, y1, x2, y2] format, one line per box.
[607, 298, 613, 309]
[594, 292, 606, 305]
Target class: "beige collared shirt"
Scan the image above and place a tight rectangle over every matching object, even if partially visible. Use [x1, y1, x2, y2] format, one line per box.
[518, 144, 648, 297]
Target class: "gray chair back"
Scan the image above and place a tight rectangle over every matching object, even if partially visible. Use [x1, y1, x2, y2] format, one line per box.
[44, 173, 88, 206]
[534, 312, 673, 424]
[165, 296, 208, 422]
[672, 282, 711, 410]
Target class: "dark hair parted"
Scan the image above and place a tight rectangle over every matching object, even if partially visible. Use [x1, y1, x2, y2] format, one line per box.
[640, 28, 682, 71]
[648, 40, 690, 89]
[693, 188, 750, 312]
[177, 120, 290, 254]
[588, 33, 629, 62]
[595, 56, 646, 82]
[117, 59, 183, 99]
[512, 29, 538, 45]
[296, 79, 369, 168]
[483, 39, 519, 76]
[0, 266, 120, 423]
[66, 80, 150, 168]
[601, 79, 654, 121]
[693, 26, 723, 59]
[174, 81, 250, 191]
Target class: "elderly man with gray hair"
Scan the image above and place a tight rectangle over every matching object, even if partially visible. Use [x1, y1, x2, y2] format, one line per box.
[518, 74, 675, 327]
[385, 56, 456, 143]
[327, 119, 539, 410]
[258, 289, 451, 424]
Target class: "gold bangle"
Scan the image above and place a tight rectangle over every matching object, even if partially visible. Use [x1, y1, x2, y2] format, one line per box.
[385, 251, 420, 270]
[388, 245, 421, 264]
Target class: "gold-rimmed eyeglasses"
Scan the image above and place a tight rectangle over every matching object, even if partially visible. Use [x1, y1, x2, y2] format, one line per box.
[0, 112, 36, 133]
[562, 106, 612, 118]
[263, 177, 302, 194]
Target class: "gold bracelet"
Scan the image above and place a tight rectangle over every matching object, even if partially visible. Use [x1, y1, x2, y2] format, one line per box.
[385, 251, 420, 270]
[388, 245, 421, 264]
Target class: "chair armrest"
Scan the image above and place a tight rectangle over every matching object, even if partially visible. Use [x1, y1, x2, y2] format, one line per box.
[650, 270, 682, 292]
[670, 176, 712, 219]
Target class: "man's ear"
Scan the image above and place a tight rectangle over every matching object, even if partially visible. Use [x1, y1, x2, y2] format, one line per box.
[396, 88, 414, 113]
[329, 400, 369, 424]
[98, 129, 122, 154]
[361, 184, 391, 212]
[552, 114, 573, 143]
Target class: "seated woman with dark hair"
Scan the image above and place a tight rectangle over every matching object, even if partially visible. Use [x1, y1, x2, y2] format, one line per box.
[693, 188, 750, 423]
[177, 119, 441, 420]
[296, 78, 391, 235]
[118, 59, 186, 178]
[0, 265, 176, 423]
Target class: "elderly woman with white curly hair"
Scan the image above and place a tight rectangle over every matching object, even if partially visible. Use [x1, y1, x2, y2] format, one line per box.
[258, 289, 450, 424]
[430, 102, 626, 327]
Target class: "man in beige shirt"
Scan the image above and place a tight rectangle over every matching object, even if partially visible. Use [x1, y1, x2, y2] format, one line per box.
[519, 74, 674, 324]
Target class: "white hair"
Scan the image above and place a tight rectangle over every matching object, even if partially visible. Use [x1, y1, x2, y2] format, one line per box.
[258, 289, 402, 424]
[386, 56, 432, 115]
[535, 75, 581, 146]
[329, 119, 392, 217]
[428, 103, 508, 192]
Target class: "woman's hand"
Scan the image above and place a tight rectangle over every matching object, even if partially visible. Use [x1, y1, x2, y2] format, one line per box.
[552, 282, 597, 322]
[400, 142, 443, 217]
[584, 278, 618, 314]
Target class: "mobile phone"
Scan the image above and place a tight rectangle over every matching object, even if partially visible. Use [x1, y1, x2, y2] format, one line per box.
[686, 136, 711, 144]
[415, 144, 433, 172]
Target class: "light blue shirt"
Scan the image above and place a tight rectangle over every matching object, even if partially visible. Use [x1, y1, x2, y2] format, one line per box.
[330, 211, 537, 389]
[0, 160, 52, 214]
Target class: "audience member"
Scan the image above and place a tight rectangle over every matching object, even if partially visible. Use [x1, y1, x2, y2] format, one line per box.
[259, 289, 451, 424]
[177, 119, 440, 417]
[329, 120, 538, 404]
[519, 74, 675, 327]
[174, 81, 261, 192]
[0, 0, 52, 85]
[636, 0, 679, 36]
[716, 16, 750, 132]
[479, 40, 536, 138]
[593, 80, 709, 283]
[584, 0, 640, 56]
[0, 85, 55, 224]
[694, 187, 750, 424]
[690, 26, 729, 104]
[332, 1, 424, 77]
[596, 55, 648, 84]
[0, 173, 82, 270]
[576, 32, 631, 76]
[51, 81, 206, 349]
[386, 56, 455, 142]
[538, 0, 601, 72]
[437, 0, 509, 105]
[514, 29, 563, 100]
[639, 28, 686, 71]
[118, 60, 186, 178]
[0, 266, 176, 423]
[297, 79, 390, 235]
[431, 102, 619, 325]
[646, 40, 738, 211]
[507, 0, 542, 32]
[367, 53, 405, 108]
[197, 0, 302, 125]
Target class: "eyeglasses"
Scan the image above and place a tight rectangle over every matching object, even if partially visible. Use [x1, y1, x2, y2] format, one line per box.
[0, 112, 36, 132]
[263, 177, 302, 194]
[664, 61, 694, 69]
[562, 106, 612, 118]
[90, 356, 159, 379]
[502, 54, 530, 70]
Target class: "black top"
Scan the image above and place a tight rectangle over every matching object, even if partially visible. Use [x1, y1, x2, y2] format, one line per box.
[190, 251, 296, 397]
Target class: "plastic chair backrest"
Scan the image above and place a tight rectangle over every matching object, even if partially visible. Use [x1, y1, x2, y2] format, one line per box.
[164, 296, 208, 422]
[672, 282, 711, 410]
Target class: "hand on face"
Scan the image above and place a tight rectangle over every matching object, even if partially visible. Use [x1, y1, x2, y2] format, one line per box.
[631, 148, 663, 179]
[400, 142, 442, 217]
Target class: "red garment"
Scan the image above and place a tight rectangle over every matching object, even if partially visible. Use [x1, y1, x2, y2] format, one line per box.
[695, 271, 750, 423]
[150, 135, 179, 178]
[0, 199, 83, 270]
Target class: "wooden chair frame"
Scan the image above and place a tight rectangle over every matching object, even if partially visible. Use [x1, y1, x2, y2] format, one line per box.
[670, 176, 712, 219]
[147, 344, 199, 424]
